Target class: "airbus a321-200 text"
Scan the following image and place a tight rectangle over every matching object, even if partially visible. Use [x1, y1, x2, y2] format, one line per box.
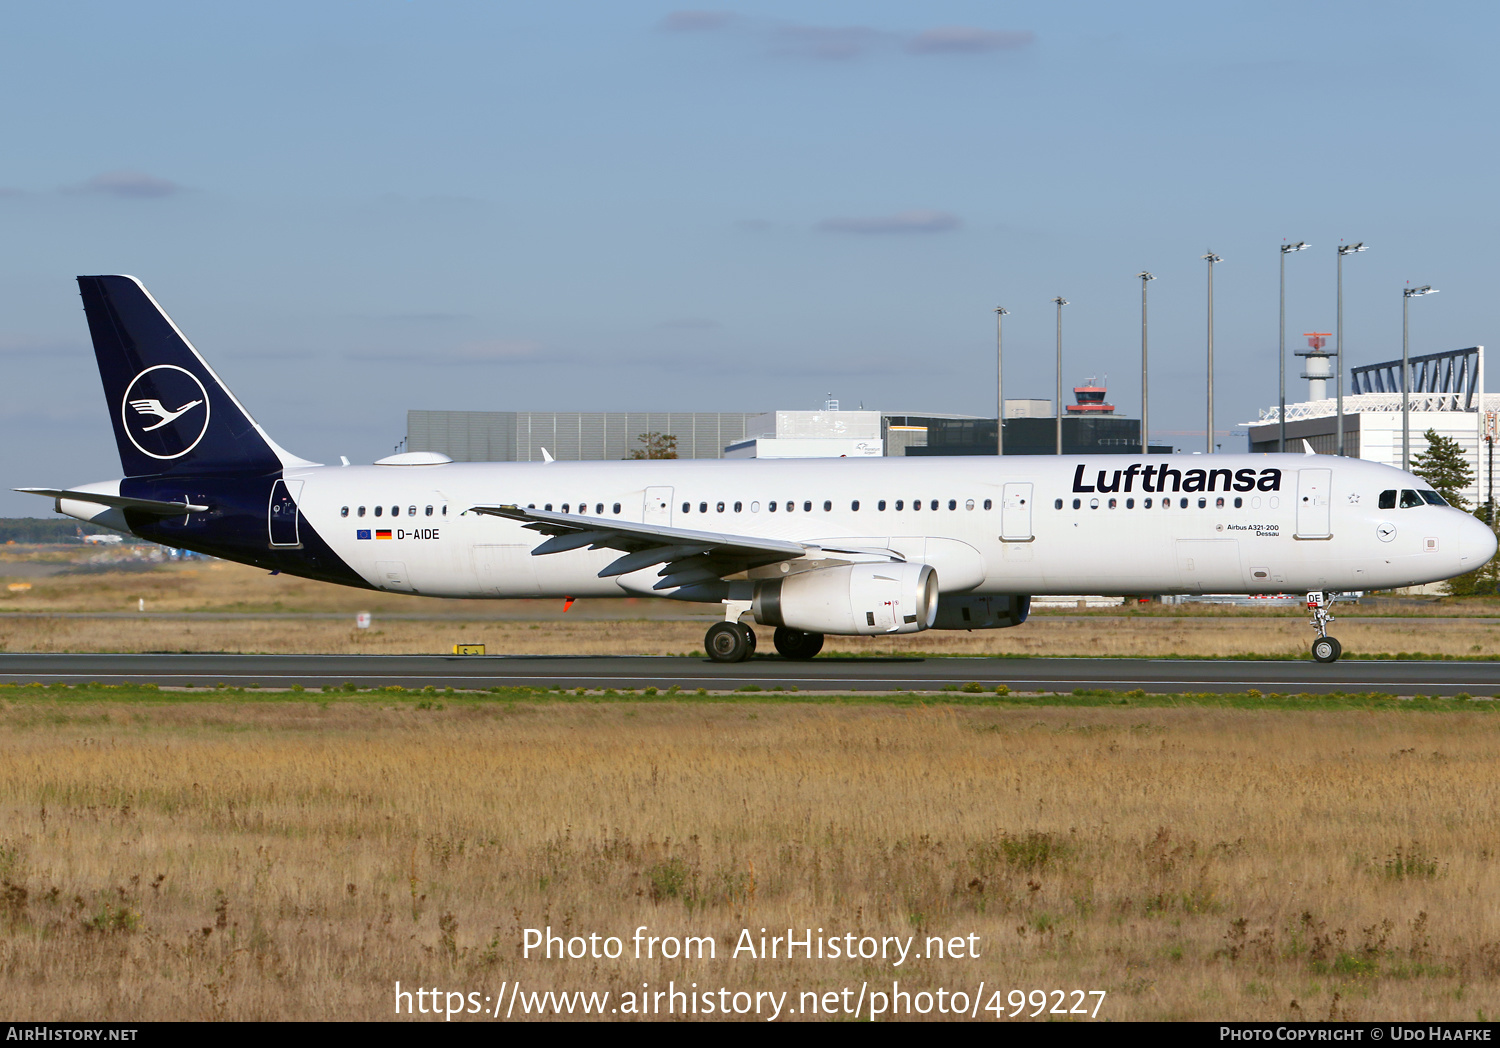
[20, 276, 1496, 664]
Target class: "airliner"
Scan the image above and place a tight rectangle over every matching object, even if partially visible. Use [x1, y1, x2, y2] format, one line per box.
[18, 276, 1496, 664]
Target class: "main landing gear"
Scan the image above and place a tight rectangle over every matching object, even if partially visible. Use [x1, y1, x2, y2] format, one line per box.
[705, 621, 757, 663]
[703, 601, 825, 663]
[773, 626, 824, 660]
[1307, 591, 1343, 663]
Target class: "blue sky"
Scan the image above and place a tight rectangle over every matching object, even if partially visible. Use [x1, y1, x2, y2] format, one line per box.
[2, 2, 1496, 513]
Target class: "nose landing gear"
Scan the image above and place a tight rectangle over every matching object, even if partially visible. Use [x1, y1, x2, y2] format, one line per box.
[1307, 591, 1343, 663]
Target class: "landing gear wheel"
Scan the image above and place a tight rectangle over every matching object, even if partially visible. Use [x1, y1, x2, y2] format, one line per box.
[705, 621, 751, 663]
[739, 623, 757, 656]
[773, 627, 824, 660]
[1312, 636, 1342, 664]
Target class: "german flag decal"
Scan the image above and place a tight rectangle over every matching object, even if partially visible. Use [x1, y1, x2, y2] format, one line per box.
[376, 530, 393, 540]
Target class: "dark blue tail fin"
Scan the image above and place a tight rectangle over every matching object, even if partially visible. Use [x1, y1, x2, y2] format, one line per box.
[78, 275, 301, 478]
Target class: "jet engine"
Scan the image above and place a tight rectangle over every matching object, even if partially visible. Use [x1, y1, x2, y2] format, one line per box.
[751, 562, 938, 636]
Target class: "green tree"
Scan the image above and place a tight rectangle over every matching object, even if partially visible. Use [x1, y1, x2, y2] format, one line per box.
[1411, 429, 1496, 595]
[1410, 429, 1473, 511]
[627, 432, 677, 459]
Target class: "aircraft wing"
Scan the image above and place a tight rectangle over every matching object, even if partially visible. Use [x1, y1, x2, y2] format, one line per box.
[468, 503, 901, 590]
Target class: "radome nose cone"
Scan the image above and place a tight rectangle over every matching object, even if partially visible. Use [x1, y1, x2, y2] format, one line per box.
[1462, 514, 1498, 566]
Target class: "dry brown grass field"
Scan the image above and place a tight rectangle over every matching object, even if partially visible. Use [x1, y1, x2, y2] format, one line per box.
[2, 556, 1499, 657]
[0, 696, 1496, 1021]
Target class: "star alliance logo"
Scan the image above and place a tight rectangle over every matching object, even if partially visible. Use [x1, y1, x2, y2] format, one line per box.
[120, 365, 211, 460]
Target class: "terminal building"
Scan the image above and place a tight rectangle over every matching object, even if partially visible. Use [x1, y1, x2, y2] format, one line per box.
[405, 382, 1166, 463]
[1241, 342, 1495, 512]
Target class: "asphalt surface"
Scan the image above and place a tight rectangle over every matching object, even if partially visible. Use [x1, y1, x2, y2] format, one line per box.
[0, 653, 1496, 694]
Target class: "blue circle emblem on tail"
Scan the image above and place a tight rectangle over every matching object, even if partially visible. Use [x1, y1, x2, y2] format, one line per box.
[121, 365, 211, 460]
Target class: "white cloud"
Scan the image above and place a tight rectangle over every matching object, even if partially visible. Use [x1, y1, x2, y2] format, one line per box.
[67, 170, 184, 198]
[658, 10, 735, 32]
[905, 27, 1035, 55]
[817, 210, 962, 235]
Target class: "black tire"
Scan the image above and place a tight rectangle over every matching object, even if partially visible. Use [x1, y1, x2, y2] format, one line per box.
[739, 623, 757, 656]
[705, 621, 751, 663]
[773, 627, 825, 660]
[1311, 636, 1342, 664]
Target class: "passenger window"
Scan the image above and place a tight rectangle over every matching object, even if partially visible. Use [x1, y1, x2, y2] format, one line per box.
[769, 501, 778, 512]
[913, 499, 922, 511]
[1126, 498, 1134, 508]
[786, 500, 795, 512]
[1215, 497, 1224, 508]
[357, 506, 366, 517]
[965, 499, 974, 510]
[340, 506, 349, 517]
[1072, 498, 1081, 509]
[408, 506, 416, 516]
[1379, 490, 1397, 509]
[544, 504, 552, 512]
[562, 504, 570, 513]
[948, 499, 957, 511]
[391, 506, 399, 517]
[1108, 498, 1117, 509]
[596, 503, 604, 514]
[930, 500, 939, 511]
[1198, 498, 1207, 508]
[983, 499, 992, 510]
[804, 501, 813, 512]
[1090, 498, 1099, 509]
[1054, 499, 1063, 509]
[823, 500, 832, 512]
[751, 502, 759, 512]
[717, 502, 725, 512]
[682, 502, 690, 513]
[878, 500, 886, 511]
[441, 505, 447, 516]
[613, 503, 621, 514]
[374, 506, 383, 517]
[851, 500, 860, 511]
[734, 501, 742, 512]
[1180, 498, 1189, 509]
[1401, 489, 1424, 508]
[1233, 497, 1242, 508]
[895, 500, 904, 510]
[699, 502, 708, 513]
[425, 505, 434, 516]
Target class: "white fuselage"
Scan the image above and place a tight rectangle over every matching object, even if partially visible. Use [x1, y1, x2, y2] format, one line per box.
[282, 453, 1492, 600]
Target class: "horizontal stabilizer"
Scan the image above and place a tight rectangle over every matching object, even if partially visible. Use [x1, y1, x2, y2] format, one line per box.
[14, 487, 208, 515]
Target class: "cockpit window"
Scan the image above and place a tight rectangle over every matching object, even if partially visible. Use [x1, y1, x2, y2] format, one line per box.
[1420, 489, 1448, 506]
[1400, 489, 1424, 509]
[1379, 490, 1396, 510]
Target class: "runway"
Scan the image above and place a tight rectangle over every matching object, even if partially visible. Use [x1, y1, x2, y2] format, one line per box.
[0, 653, 1496, 695]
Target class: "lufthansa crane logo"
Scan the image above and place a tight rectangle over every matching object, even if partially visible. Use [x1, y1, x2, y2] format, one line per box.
[120, 365, 210, 460]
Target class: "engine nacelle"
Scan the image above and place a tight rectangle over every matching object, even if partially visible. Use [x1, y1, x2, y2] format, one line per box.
[752, 562, 939, 636]
[930, 594, 1030, 630]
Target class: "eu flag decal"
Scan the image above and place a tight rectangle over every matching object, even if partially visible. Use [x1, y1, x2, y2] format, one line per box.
[356, 530, 371, 540]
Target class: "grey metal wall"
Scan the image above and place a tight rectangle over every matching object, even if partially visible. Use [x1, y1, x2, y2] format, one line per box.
[407, 410, 764, 461]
